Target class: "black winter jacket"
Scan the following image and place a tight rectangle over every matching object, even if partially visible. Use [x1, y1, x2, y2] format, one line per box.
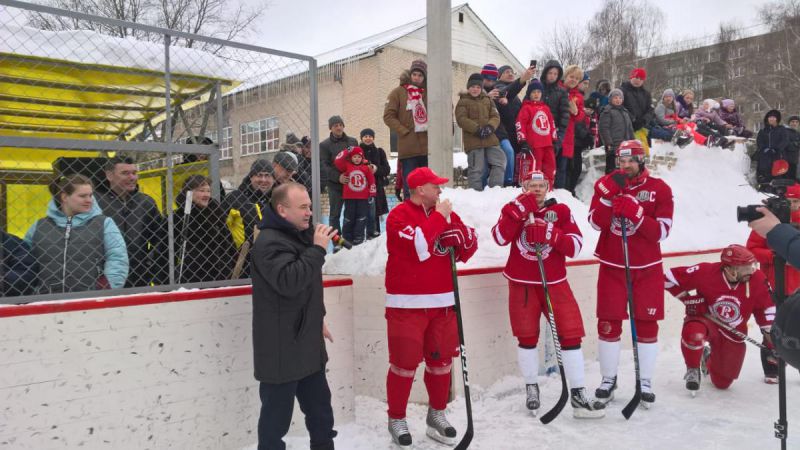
[251, 204, 328, 383]
[494, 78, 527, 150]
[539, 60, 570, 135]
[173, 196, 236, 284]
[361, 142, 392, 216]
[320, 132, 358, 193]
[757, 111, 792, 156]
[1, 231, 37, 298]
[619, 81, 654, 130]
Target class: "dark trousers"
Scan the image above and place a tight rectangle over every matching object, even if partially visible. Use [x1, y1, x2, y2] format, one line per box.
[327, 187, 343, 233]
[342, 198, 369, 245]
[554, 154, 569, 189]
[401, 155, 429, 197]
[566, 150, 584, 194]
[605, 148, 617, 174]
[257, 370, 336, 450]
[366, 197, 380, 236]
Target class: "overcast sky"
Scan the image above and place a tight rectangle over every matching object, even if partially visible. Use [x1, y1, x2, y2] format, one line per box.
[248, 0, 766, 64]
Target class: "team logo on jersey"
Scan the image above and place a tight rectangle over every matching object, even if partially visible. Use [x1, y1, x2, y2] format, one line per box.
[711, 295, 743, 328]
[636, 190, 651, 202]
[516, 229, 552, 261]
[610, 216, 641, 236]
[532, 110, 551, 136]
[543, 211, 558, 223]
[348, 169, 368, 192]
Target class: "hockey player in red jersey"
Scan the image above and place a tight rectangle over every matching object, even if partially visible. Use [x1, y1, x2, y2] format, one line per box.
[492, 170, 604, 418]
[384, 167, 477, 447]
[588, 139, 674, 408]
[665, 245, 777, 391]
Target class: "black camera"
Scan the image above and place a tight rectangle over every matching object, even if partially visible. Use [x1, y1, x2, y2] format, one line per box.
[736, 179, 794, 223]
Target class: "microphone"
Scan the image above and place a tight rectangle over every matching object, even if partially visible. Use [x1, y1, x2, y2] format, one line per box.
[332, 233, 353, 250]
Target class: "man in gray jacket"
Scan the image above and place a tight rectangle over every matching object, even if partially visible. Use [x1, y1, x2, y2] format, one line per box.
[96, 157, 167, 287]
[319, 115, 358, 239]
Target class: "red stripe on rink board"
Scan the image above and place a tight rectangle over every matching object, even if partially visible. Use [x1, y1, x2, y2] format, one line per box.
[0, 278, 354, 318]
[1, 248, 720, 318]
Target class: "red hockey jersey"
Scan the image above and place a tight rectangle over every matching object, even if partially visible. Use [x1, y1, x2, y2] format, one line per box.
[385, 201, 477, 308]
[665, 262, 775, 342]
[492, 199, 582, 285]
[334, 150, 376, 200]
[588, 169, 674, 269]
[515, 100, 557, 150]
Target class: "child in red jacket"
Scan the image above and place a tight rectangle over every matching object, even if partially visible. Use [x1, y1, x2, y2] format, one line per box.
[334, 146, 376, 245]
[515, 80, 557, 187]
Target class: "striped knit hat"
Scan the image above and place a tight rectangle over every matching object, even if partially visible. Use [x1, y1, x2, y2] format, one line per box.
[481, 63, 499, 80]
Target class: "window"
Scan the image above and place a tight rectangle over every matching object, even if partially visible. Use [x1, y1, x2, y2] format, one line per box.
[207, 127, 233, 160]
[708, 51, 720, 62]
[240, 118, 279, 156]
[774, 61, 786, 71]
[777, 102, 785, 110]
[753, 103, 763, 113]
[730, 47, 745, 59]
[733, 67, 744, 78]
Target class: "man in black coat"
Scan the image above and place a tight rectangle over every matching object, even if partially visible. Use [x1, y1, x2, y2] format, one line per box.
[757, 109, 793, 190]
[540, 60, 571, 187]
[1, 231, 37, 299]
[251, 182, 338, 450]
[619, 68, 654, 152]
[319, 115, 358, 236]
[96, 157, 167, 287]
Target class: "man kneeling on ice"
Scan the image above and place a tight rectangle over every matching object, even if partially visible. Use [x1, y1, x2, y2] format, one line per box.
[665, 245, 776, 394]
[492, 169, 605, 418]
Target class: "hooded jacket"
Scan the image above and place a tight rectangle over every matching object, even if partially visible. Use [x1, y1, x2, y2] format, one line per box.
[719, 107, 746, 130]
[757, 110, 791, 154]
[173, 194, 236, 284]
[619, 81, 654, 130]
[654, 94, 678, 126]
[455, 90, 501, 151]
[95, 186, 166, 287]
[598, 103, 635, 152]
[383, 70, 429, 159]
[24, 198, 128, 293]
[251, 203, 328, 384]
[539, 60, 570, 135]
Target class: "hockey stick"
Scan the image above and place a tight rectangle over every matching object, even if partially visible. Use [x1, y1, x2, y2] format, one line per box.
[620, 218, 642, 420]
[535, 243, 569, 425]
[177, 191, 193, 284]
[702, 313, 776, 354]
[449, 247, 473, 450]
[230, 240, 251, 280]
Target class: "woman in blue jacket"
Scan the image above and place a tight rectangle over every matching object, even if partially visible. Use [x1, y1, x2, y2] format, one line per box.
[24, 174, 128, 294]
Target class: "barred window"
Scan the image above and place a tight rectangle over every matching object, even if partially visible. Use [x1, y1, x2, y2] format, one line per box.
[207, 127, 233, 159]
[241, 118, 279, 156]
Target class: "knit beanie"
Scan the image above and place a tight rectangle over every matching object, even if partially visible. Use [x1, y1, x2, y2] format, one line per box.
[467, 73, 484, 89]
[662, 88, 675, 100]
[721, 99, 735, 109]
[525, 79, 544, 98]
[481, 63, 499, 80]
[349, 146, 364, 159]
[410, 59, 427, 77]
[249, 158, 274, 177]
[630, 68, 647, 80]
[609, 88, 624, 101]
[328, 115, 344, 129]
[497, 65, 513, 78]
[273, 151, 299, 172]
[582, 71, 591, 82]
[360, 128, 375, 138]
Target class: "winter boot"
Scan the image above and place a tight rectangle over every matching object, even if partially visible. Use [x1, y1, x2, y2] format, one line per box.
[684, 368, 701, 396]
[388, 417, 412, 447]
[641, 378, 655, 408]
[525, 383, 541, 415]
[426, 408, 457, 445]
[594, 376, 617, 405]
[570, 387, 606, 418]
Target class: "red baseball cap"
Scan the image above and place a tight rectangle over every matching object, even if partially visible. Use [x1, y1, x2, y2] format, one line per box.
[407, 167, 449, 189]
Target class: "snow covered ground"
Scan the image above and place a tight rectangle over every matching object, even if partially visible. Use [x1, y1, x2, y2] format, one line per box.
[325, 142, 764, 275]
[279, 324, 799, 449]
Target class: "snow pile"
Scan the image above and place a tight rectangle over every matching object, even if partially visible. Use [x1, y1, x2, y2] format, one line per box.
[324, 142, 764, 276]
[1, 23, 239, 80]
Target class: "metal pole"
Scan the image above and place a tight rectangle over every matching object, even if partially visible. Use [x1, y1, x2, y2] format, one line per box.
[210, 81, 223, 200]
[309, 58, 321, 225]
[164, 35, 176, 286]
[426, 0, 453, 183]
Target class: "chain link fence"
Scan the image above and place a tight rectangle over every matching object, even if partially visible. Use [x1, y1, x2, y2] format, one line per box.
[0, 0, 319, 304]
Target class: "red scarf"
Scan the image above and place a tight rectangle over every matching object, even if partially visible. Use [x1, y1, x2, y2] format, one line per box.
[404, 84, 428, 132]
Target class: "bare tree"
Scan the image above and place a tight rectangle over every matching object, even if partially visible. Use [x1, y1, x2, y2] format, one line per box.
[27, 0, 267, 54]
[537, 21, 596, 70]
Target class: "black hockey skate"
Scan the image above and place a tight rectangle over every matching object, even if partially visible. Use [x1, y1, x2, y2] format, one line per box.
[525, 383, 540, 416]
[700, 344, 710, 376]
[425, 408, 457, 445]
[388, 418, 412, 447]
[684, 368, 701, 397]
[594, 376, 617, 405]
[570, 387, 606, 419]
[641, 379, 655, 409]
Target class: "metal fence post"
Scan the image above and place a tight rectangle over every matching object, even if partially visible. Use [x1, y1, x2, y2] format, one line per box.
[164, 34, 176, 285]
[310, 58, 321, 225]
[210, 81, 222, 200]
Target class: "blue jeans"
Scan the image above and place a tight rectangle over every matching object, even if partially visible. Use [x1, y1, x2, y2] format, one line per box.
[481, 139, 515, 187]
[401, 155, 429, 197]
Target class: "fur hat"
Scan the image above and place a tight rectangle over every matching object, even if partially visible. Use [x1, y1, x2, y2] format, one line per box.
[630, 67, 647, 80]
[328, 115, 344, 129]
[360, 128, 375, 138]
[525, 79, 544, 98]
[410, 59, 427, 77]
[609, 88, 624, 101]
[481, 64, 499, 80]
[467, 73, 484, 89]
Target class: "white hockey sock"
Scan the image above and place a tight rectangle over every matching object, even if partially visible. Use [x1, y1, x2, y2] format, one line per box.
[517, 346, 539, 385]
[562, 348, 585, 389]
[637, 342, 659, 381]
[598, 340, 621, 379]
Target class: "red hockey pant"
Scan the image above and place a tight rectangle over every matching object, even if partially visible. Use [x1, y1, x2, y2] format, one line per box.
[508, 280, 585, 348]
[385, 307, 459, 419]
[681, 318, 746, 389]
[532, 145, 556, 188]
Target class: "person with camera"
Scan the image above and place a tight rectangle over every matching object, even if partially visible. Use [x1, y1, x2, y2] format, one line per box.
[588, 139, 674, 408]
[749, 199, 800, 271]
[251, 182, 338, 450]
[747, 183, 800, 294]
[492, 169, 604, 418]
[383, 167, 477, 447]
[665, 245, 777, 391]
